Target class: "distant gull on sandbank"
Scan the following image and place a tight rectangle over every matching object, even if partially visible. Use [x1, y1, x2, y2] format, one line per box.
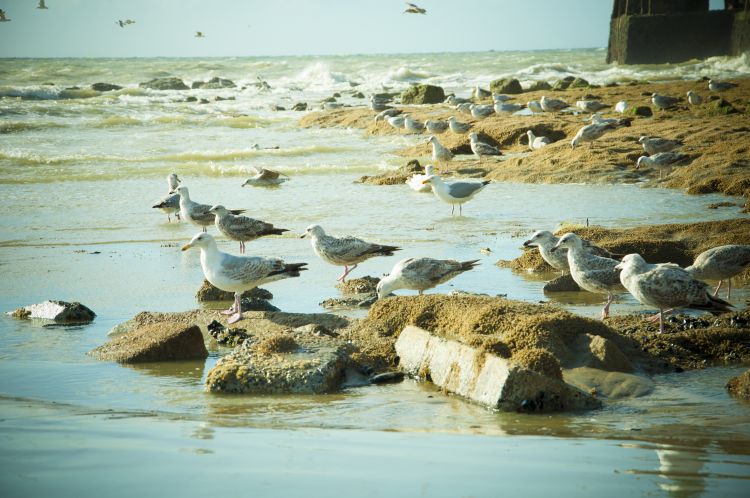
[687, 90, 703, 105]
[708, 79, 737, 92]
[428, 135, 453, 172]
[469, 132, 501, 160]
[638, 136, 683, 155]
[540, 96, 569, 112]
[425, 119, 448, 134]
[651, 93, 680, 110]
[447, 116, 471, 134]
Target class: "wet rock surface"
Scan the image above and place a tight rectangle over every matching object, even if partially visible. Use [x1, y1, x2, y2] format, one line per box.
[400, 84, 445, 104]
[542, 273, 580, 292]
[91, 322, 207, 363]
[7, 300, 96, 324]
[139, 77, 189, 90]
[91, 82, 122, 92]
[191, 77, 236, 89]
[322, 276, 380, 310]
[490, 77, 523, 94]
[726, 369, 750, 400]
[195, 279, 273, 302]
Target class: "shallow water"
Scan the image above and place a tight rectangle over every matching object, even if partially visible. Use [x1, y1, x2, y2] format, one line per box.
[1, 51, 749, 495]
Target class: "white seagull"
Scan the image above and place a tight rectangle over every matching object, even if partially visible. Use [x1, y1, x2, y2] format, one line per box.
[173, 186, 244, 232]
[406, 164, 436, 192]
[575, 100, 609, 113]
[377, 258, 479, 299]
[540, 96, 569, 112]
[527, 130, 551, 150]
[241, 167, 288, 187]
[469, 132, 501, 160]
[570, 122, 616, 148]
[470, 104, 495, 119]
[421, 175, 490, 216]
[708, 79, 738, 92]
[636, 152, 687, 178]
[427, 135, 454, 172]
[685, 245, 750, 299]
[152, 173, 182, 222]
[686, 90, 703, 105]
[447, 116, 471, 134]
[425, 119, 448, 134]
[638, 136, 683, 155]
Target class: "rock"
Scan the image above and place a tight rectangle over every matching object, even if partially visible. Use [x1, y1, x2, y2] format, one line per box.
[542, 274, 580, 292]
[332, 92, 341, 98]
[7, 300, 96, 323]
[205, 331, 348, 394]
[269, 104, 285, 111]
[214, 96, 235, 101]
[351, 91, 365, 99]
[564, 367, 653, 399]
[320, 295, 376, 310]
[291, 102, 308, 111]
[489, 78, 523, 95]
[512, 348, 563, 380]
[199, 98, 209, 104]
[552, 76, 576, 90]
[395, 326, 601, 412]
[726, 369, 750, 400]
[712, 98, 738, 114]
[584, 334, 633, 373]
[90, 322, 207, 363]
[91, 82, 122, 92]
[294, 323, 339, 338]
[336, 276, 379, 295]
[139, 77, 189, 91]
[400, 84, 446, 104]
[321, 96, 337, 103]
[525, 80, 552, 92]
[569, 77, 590, 88]
[632, 105, 653, 117]
[192, 77, 236, 89]
[185, 96, 198, 102]
[196, 280, 272, 302]
[370, 371, 405, 384]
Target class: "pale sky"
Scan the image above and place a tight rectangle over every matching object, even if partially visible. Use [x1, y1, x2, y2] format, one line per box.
[0, 0, 727, 58]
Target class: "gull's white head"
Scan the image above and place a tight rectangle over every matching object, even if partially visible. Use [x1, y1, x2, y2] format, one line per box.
[301, 224, 325, 239]
[375, 276, 394, 300]
[448, 116, 456, 123]
[635, 156, 650, 169]
[527, 130, 535, 140]
[168, 173, 181, 187]
[427, 135, 437, 144]
[468, 132, 478, 142]
[523, 230, 555, 249]
[570, 134, 580, 148]
[181, 232, 215, 252]
[424, 164, 435, 176]
[637, 135, 648, 144]
[615, 253, 645, 271]
[173, 185, 189, 197]
[551, 232, 581, 253]
[208, 205, 229, 217]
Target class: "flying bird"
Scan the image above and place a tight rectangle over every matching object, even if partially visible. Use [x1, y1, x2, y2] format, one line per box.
[37, 1, 48, 10]
[0, 9, 11, 21]
[404, 2, 427, 14]
[195, 31, 205, 38]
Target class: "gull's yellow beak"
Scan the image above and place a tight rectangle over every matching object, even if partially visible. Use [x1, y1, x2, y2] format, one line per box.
[181, 243, 192, 252]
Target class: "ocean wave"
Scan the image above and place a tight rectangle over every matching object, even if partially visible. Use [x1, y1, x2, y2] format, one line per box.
[387, 66, 433, 82]
[0, 121, 65, 134]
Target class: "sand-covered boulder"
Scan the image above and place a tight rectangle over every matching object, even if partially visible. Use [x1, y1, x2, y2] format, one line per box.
[489, 77, 523, 95]
[400, 84, 445, 104]
[139, 77, 189, 90]
[91, 82, 122, 92]
[90, 322, 207, 363]
[7, 300, 96, 324]
[726, 369, 750, 400]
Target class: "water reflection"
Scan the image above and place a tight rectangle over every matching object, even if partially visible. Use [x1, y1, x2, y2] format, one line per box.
[655, 444, 707, 498]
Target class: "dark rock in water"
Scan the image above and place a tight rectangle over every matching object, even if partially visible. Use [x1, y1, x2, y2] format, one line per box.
[91, 82, 123, 92]
[489, 78, 523, 95]
[185, 96, 198, 102]
[7, 300, 96, 323]
[240, 297, 280, 312]
[192, 77, 236, 89]
[726, 369, 750, 401]
[552, 76, 576, 91]
[632, 106, 653, 117]
[400, 84, 446, 104]
[90, 322, 207, 363]
[196, 280, 273, 302]
[199, 98, 210, 104]
[291, 102, 308, 111]
[543, 274, 580, 292]
[351, 91, 365, 99]
[269, 104, 286, 111]
[370, 371, 405, 384]
[321, 96, 337, 103]
[332, 92, 341, 98]
[525, 80, 551, 92]
[214, 96, 235, 101]
[139, 77, 189, 91]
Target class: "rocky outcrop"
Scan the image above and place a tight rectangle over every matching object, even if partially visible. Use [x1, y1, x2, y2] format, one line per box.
[195, 279, 272, 302]
[400, 84, 446, 105]
[139, 77, 189, 90]
[90, 322, 207, 363]
[542, 274, 580, 292]
[525, 80, 552, 92]
[91, 82, 123, 92]
[552, 76, 589, 90]
[291, 102, 308, 111]
[7, 300, 96, 323]
[192, 77, 236, 89]
[726, 369, 750, 400]
[489, 78, 523, 95]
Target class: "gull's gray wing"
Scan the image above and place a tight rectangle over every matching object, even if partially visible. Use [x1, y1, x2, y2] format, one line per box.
[447, 182, 485, 199]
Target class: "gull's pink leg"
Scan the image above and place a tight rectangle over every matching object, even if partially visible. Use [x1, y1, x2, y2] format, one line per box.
[337, 265, 349, 282]
[727, 279, 732, 300]
[712, 280, 723, 297]
[658, 309, 665, 334]
[601, 293, 613, 319]
[227, 293, 243, 324]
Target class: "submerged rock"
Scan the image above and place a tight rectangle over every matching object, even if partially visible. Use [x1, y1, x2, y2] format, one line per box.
[91, 82, 122, 92]
[139, 77, 189, 91]
[726, 369, 750, 400]
[400, 84, 446, 105]
[90, 322, 207, 363]
[7, 300, 96, 324]
[370, 371, 405, 384]
[489, 78, 523, 95]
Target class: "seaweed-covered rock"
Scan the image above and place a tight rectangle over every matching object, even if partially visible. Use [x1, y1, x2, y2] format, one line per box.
[192, 77, 236, 89]
[90, 322, 207, 363]
[569, 77, 590, 88]
[543, 274, 580, 292]
[195, 280, 272, 302]
[525, 80, 552, 92]
[489, 78, 523, 95]
[400, 84, 446, 104]
[552, 76, 576, 90]
[291, 102, 308, 111]
[726, 369, 750, 400]
[632, 105, 653, 117]
[91, 82, 122, 92]
[7, 300, 96, 323]
[139, 77, 189, 90]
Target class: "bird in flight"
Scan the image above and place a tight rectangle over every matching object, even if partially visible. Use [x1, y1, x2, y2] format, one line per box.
[404, 2, 426, 14]
[195, 31, 205, 38]
[116, 19, 135, 28]
[0, 9, 11, 22]
[37, 0, 48, 9]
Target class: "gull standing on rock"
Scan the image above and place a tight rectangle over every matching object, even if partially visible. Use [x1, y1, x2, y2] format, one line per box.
[302, 225, 400, 282]
[469, 132, 501, 161]
[425, 119, 448, 134]
[685, 245, 750, 299]
[527, 130, 551, 150]
[376, 258, 479, 299]
[241, 167, 288, 187]
[404, 115, 425, 133]
[576, 100, 609, 113]
[428, 135, 454, 172]
[209, 205, 288, 254]
[570, 122, 615, 148]
[636, 152, 687, 178]
[421, 175, 490, 216]
[152, 173, 182, 222]
[540, 96, 569, 112]
[181, 233, 307, 324]
[651, 93, 680, 110]
[551, 233, 623, 319]
[470, 104, 495, 119]
[616, 254, 732, 334]
[708, 79, 738, 92]
[687, 90, 703, 105]
[447, 116, 471, 134]
[173, 186, 244, 232]
[638, 136, 683, 155]
[406, 164, 435, 192]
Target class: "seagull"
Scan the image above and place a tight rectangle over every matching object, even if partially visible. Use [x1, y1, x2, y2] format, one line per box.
[636, 152, 687, 178]
[386, 114, 406, 129]
[404, 2, 427, 14]
[301, 225, 400, 282]
[575, 100, 609, 113]
[152, 173, 182, 222]
[403, 115, 425, 133]
[651, 93, 680, 110]
[470, 104, 495, 119]
[473, 86, 491, 100]
[425, 119, 448, 134]
[374, 108, 402, 122]
[0, 9, 9, 22]
[406, 164, 435, 192]
[376, 258, 479, 299]
[241, 167, 288, 187]
[116, 19, 134, 27]
[708, 79, 738, 92]
[209, 205, 288, 254]
[447, 116, 471, 134]
[422, 175, 490, 216]
[427, 135, 453, 172]
[551, 233, 622, 319]
[527, 130, 551, 150]
[570, 122, 616, 148]
[590, 113, 632, 128]
[527, 100, 543, 114]
[181, 233, 307, 324]
[370, 99, 392, 112]
[686, 90, 703, 105]
[469, 132, 501, 160]
[638, 136, 683, 155]
[615, 101, 628, 113]
[523, 230, 621, 275]
[456, 102, 473, 115]
[173, 186, 244, 232]
[616, 253, 732, 334]
[685, 245, 750, 299]
[445, 95, 471, 105]
[37, 0, 48, 9]
[492, 94, 512, 103]
[494, 102, 524, 113]
[540, 96, 569, 112]
[195, 31, 205, 38]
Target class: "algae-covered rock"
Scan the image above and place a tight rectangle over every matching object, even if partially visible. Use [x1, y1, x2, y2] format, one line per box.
[552, 76, 576, 90]
[632, 105, 653, 117]
[525, 80, 552, 92]
[90, 322, 207, 363]
[543, 274, 580, 292]
[489, 78, 523, 95]
[400, 84, 446, 104]
[195, 279, 272, 302]
[336, 276, 379, 295]
[7, 300, 96, 324]
[569, 77, 590, 88]
[584, 334, 633, 373]
[139, 77, 189, 90]
[291, 102, 308, 111]
[726, 369, 750, 400]
[512, 348, 563, 380]
[91, 82, 122, 92]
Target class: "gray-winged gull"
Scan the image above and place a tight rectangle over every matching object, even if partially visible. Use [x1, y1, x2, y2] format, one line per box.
[638, 136, 683, 155]
[209, 205, 288, 254]
[152, 173, 182, 222]
[540, 96, 569, 112]
[687, 90, 703, 105]
[422, 175, 490, 216]
[470, 104, 495, 119]
[494, 102, 524, 113]
[708, 79, 737, 92]
[651, 93, 680, 110]
[685, 245, 750, 299]
[635, 152, 687, 178]
[425, 119, 448, 134]
[575, 100, 609, 112]
[173, 186, 244, 232]
[428, 135, 453, 172]
[570, 122, 616, 148]
[241, 167, 289, 187]
[469, 132, 501, 160]
[523, 230, 622, 275]
[527, 100, 543, 114]
[376, 257, 479, 299]
[404, 115, 424, 133]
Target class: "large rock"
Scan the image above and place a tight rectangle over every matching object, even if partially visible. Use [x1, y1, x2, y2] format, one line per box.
[90, 322, 207, 363]
[195, 279, 272, 302]
[726, 369, 750, 400]
[395, 326, 600, 412]
[525, 80, 552, 92]
[192, 77, 236, 89]
[91, 82, 122, 92]
[552, 76, 576, 90]
[489, 78, 523, 95]
[139, 77, 189, 90]
[542, 274, 580, 292]
[582, 334, 633, 373]
[7, 300, 96, 323]
[400, 84, 446, 104]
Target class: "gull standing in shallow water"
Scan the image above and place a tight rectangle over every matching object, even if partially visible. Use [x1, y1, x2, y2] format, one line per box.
[377, 258, 479, 299]
[427, 135, 453, 172]
[152, 173, 182, 222]
[174, 186, 244, 232]
[685, 245, 750, 299]
[181, 233, 307, 324]
[302, 225, 401, 282]
[551, 233, 622, 319]
[616, 254, 732, 334]
[406, 164, 435, 192]
[422, 175, 490, 216]
[209, 205, 288, 254]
